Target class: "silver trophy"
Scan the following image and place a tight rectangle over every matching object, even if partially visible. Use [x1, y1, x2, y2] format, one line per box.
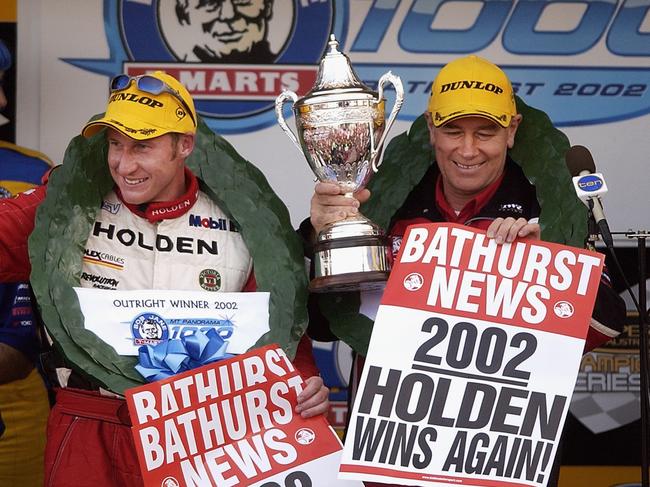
[275, 35, 404, 292]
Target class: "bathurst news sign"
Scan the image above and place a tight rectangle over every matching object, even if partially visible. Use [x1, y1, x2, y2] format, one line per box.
[65, 0, 650, 132]
[340, 223, 604, 486]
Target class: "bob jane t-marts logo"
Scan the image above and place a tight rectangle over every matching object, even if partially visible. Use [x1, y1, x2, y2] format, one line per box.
[66, 0, 336, 134]
[132, 312, 169, 345]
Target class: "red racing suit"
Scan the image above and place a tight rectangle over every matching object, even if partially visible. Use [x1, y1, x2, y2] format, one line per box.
[0, 141, 53, 486]
[0, 167, 319, 487]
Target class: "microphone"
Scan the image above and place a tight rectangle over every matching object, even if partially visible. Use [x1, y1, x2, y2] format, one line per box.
[565, 145, 613, 248]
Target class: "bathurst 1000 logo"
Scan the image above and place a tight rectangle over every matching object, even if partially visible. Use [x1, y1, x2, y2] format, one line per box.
[65, 1, 650, 130]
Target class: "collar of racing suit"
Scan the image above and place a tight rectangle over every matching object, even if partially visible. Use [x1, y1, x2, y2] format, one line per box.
[114, 166, 199, 223]
[433, 168, 505, 224]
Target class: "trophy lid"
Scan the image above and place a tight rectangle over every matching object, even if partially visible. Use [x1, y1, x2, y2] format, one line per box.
[301, 35, 376, 101]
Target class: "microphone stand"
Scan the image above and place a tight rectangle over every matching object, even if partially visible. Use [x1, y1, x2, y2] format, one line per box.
[611, 230, 650, 487]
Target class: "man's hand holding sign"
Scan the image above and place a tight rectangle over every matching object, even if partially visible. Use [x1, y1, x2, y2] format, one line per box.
[339, 223, 604, 487]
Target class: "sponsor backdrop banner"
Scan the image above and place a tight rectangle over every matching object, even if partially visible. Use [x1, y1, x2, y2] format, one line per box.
[20, 0, 650, 233]
[340, 223, 603, 486]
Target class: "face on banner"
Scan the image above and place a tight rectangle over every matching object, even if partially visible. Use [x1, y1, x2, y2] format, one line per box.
[67, 0, 333, 135]
[160, 0, 275, 63]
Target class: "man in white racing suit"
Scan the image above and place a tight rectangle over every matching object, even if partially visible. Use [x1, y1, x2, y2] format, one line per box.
[0, 70, 328, 487]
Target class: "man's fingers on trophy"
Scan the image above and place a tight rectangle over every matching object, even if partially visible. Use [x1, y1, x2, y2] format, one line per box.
[310, 208, 347, 234]
[314, 181, 342, 195]
[353, 188, 371, 204]
[329, 208, 351, 222]
[312, 192, 359, 212]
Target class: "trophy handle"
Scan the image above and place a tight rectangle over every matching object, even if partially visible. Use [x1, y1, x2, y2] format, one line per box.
[372, 71, 404, 172]
[275, 90, 304, 155]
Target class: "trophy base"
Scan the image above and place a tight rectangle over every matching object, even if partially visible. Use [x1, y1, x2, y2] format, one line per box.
[310, 270, 390, 293]
[310, 225, 392, 293]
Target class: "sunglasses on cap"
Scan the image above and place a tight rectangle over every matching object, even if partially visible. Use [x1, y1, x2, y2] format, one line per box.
[110, 74, 196, 126]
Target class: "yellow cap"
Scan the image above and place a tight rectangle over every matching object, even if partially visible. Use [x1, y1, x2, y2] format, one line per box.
[428, 55, 516, 128]
[82, 71, 196, 140]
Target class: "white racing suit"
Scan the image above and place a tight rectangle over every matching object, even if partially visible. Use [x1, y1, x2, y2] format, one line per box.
[81, 186, 252, 292]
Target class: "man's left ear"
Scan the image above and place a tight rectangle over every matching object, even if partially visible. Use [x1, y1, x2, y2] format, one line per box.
[507, 114, 523, 149]
[179, 133, 195, 158]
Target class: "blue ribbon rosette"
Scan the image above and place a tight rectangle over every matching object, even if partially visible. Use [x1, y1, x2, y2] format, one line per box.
[135, 328, 233, 382]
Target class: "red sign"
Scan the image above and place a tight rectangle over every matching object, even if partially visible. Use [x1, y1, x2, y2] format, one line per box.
[125, 344, 344, 487]
[387, 223, 603, 337]
[339, 223, 605, 486]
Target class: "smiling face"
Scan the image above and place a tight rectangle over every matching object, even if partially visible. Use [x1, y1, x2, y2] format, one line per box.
[141, 320, 161, 339]
[426, 113, 521, 211]
[106, 128, 194, 205]
[182, 0, 272, 59]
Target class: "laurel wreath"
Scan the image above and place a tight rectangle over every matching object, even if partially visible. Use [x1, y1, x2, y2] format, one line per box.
[28, 117, 309, 394]
[316, 96, 587, 356]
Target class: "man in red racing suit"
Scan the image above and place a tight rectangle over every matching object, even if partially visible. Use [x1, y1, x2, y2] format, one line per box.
[305, 55, 625, 487]
[0, 71, 328, 486]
